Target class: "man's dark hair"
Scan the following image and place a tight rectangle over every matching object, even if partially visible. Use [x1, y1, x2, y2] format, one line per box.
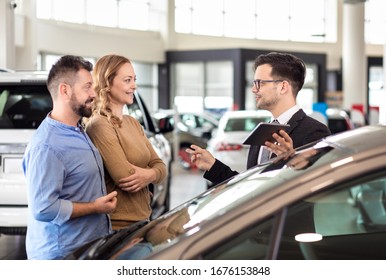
[254, 52, 306, 95]
[46, 55, 93, 97]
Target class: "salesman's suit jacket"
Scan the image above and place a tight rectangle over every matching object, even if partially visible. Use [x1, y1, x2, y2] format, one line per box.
[204, 109, 331, 186]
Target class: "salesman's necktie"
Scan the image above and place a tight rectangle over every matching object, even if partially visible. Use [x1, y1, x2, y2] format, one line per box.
[259, 119, 279, 164]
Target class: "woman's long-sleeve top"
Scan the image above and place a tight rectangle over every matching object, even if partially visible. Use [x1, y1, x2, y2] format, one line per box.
[86, 114, 167, 226]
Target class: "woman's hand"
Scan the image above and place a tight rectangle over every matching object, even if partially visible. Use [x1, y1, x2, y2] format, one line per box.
[117, 162, 156, 193]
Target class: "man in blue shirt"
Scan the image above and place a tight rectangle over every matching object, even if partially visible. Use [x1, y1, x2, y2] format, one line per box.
[22, 55, 118, 260]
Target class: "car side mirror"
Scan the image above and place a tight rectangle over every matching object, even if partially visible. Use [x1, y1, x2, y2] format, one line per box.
[157, 117, 174, 133]
[201, 131, 212, 140]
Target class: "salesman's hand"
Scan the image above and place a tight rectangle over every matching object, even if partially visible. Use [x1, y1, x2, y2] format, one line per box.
[265, 129, 295, 160]
[185, 144, 216, 171]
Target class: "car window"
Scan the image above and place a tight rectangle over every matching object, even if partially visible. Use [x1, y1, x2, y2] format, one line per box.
[200, 172, 386, 260]
[224, 117, 269, 132]
[0, 85, 52, 129]
[279, 173, 386, 259]
[178, 114, 216, 129]
[328, 118, 349, 134]
[166, 117, 175, 128]
[123, 95, 145, 128]
[180, 114, 196, 128]
[224, 117, 267, 131]
[196, 115, 217, 128]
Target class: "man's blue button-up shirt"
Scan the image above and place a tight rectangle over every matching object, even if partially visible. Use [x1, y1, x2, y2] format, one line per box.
[22, 115, 111, 260]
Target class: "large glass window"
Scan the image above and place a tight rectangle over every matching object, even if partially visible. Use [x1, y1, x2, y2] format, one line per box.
[132, 62, 158, 113]
[171, 61, 233, 115]
[38, 53, 96, 71]
[191, 0, 223, 36]
[118, 0, 150, 30]
[36, 0, 165, 32]
[171, 62, 205, 112]
[368, 66, 384, 124]
[86, 0, 117, 28]
[289, 0, 326, 42]
[205, 61, 233, 115]
[365, 0, 386, 44]
[256, 0, 290, 41]
[175, 0, 336, 43]
[298, 64, 319, 112]
[33, 0, 386, 44]
[223, 0, 255, 39]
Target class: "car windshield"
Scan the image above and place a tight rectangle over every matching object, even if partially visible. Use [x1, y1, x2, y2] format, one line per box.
[0, 85, 52, 129]
[104, 138, 352, 260]
[224, 117, 270, 132]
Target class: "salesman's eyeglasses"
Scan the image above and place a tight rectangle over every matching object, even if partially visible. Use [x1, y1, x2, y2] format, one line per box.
[252, 79, 284, 90]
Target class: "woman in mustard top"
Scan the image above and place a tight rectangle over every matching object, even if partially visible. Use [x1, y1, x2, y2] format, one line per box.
[86, 54, 167, 230]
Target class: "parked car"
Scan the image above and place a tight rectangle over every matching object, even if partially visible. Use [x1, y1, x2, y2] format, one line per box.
[206, 110, 271, 173]
[326, 108, 355, 134]
[0, 71, 172, 235]
[153, 109, 219, 169]
[66, 124, 386, 260]
[0, 68, 14, 73]
[308, 108, 355, 135]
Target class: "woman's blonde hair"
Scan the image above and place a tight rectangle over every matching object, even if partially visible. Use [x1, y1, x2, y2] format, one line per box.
[92, 54, 132, 127]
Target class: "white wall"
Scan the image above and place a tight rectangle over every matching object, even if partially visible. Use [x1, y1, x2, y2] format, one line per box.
[36, 20, 165, 63]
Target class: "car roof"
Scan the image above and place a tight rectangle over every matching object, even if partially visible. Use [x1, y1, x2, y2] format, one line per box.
[221, 110, 271, 118]
[0, 71, 48, 83]
[326, 108, 350, 119]
[217, 110, 272, 130]
[153, 109, 219, 123]
[0, 68, 15, 73]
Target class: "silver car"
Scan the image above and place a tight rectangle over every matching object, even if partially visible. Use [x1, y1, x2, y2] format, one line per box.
[0, 71, 172, 234]
[67, 123, 386, 260]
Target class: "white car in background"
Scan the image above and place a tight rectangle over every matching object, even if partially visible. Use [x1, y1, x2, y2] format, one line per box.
[207, 110, 271, 174]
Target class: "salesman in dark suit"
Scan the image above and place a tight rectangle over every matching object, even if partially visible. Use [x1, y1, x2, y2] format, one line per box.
[186, 52, 331, 186]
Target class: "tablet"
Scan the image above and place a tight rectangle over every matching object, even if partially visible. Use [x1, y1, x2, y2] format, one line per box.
[242, 122, 290, 146]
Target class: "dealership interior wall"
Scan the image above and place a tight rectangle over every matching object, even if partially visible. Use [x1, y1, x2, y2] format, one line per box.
[1, 0, 385, 123]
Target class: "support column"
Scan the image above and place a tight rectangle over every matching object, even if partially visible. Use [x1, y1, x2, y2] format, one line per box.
[0, 0, 16, 69]
[382, 45, 386, 123]
[342, 0, 367, 124]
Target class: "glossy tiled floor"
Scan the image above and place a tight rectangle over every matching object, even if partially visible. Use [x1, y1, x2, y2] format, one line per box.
[0, 162, 207, 260]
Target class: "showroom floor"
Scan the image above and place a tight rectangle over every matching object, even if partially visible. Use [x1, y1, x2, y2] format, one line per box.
[0, 162, 207, 260]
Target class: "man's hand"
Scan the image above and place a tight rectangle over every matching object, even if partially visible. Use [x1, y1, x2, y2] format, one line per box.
[265, 129, 295, 159]
[71, 191, 118, 219]
[185, 144, 216, 171]
[94, 191, 118, 214]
